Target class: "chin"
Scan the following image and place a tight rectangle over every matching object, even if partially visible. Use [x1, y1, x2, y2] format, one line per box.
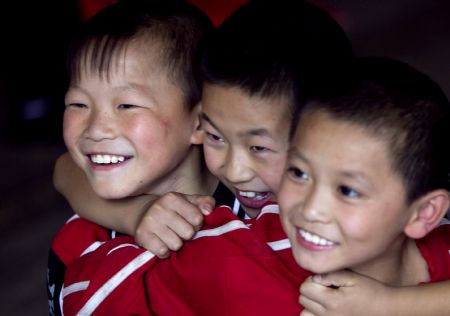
[93, 185, 131, 200]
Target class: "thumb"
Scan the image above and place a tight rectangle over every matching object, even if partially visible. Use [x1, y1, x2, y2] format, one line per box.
[185, 195, 216, 215]
[312, 270, 357, 288]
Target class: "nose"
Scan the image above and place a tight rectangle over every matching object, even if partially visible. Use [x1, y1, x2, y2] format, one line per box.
[301, 187, 331, 223]
[83, 108, 116, 141]
[222, 148, 254, 184]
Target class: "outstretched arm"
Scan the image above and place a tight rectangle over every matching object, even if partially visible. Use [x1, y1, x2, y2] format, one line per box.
[300, 270, 450, 316]
[53, 152, 152, 235]
[53, 152, 215, 257]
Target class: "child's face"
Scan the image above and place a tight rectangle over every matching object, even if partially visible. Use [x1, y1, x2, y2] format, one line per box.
[63, 46, 200, 199]
[201, 84, 291, 217]
[279, 110, 413, 276]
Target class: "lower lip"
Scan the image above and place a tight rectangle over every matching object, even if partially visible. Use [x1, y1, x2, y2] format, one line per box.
[236, 192, 272, 210]
[296, 230, 335, 251]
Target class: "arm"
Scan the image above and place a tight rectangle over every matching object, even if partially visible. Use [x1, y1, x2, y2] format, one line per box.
[299, 270, 450, 316]
[53, 152, 151, 235]
[53, 152, 215, 257]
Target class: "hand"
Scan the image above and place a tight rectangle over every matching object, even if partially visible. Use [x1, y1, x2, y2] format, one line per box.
[299, 270, 394, 316]
[134, 192, 215, 258]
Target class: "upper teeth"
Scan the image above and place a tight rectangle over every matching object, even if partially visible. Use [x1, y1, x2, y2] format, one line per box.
[239, 191, 267, 199]
[90, 154, 125, 164]
[240, 191, 256, 198]
[300, 229, 334, 246]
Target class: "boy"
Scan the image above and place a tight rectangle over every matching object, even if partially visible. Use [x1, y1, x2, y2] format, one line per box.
[47, 0, 215, 314]
[279, 56, 450, 315]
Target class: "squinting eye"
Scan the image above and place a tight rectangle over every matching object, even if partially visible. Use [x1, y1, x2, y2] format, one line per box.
[287, 166, 309, 181]
[206, 132, 223, 142]
[339, 186, 361, 199]
[66, 103, 86, 108]
[118, 104, 137, 109]
[250, 145, 269, 152]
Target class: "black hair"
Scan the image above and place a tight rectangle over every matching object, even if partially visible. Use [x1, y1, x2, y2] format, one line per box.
[301, 56, 450, 203]
[66, 0, 214, 108]
[202, 0, 354, 136]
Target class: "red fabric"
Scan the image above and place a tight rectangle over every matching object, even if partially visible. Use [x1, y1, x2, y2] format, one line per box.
[59, 205, 308, 315]
[187, 0, 248, 26]
[51, 215, 110, 265]
[76, 0, 248, 25]
[77, 0, 117, 21]
[416, 222, 450, 282]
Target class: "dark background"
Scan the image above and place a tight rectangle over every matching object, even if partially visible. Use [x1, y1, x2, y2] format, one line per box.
[0, 0, 449, 315]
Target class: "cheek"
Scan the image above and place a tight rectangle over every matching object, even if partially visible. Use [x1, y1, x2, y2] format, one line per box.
[62, 112, 81, 148]
[278, 181, 299, 216]
[203, 147, 223, 178]
[339, 213, 376, 243]
[126, 115, 166, 147]
[263, 156, 288, 193]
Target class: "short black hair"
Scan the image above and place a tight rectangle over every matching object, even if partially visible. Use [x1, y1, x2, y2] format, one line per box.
[301, 56, 450, 203]
[66, 0, 214, 108]
[202, 0, 353, 136]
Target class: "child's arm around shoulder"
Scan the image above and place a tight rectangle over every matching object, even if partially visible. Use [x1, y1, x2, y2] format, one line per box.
[300, 271, 450, 316]
[53, 152, 215, 258]
[53, 152, 151, 235]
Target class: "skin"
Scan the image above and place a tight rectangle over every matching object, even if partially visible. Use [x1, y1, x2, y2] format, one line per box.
[63, 43, 205, 200]
[201, 84, 291, 218]
[279, 110, 431, 285]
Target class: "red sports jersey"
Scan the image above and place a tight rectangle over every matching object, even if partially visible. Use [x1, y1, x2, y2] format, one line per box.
[59, 204, 308, 315]
[51, 206, 450, 315]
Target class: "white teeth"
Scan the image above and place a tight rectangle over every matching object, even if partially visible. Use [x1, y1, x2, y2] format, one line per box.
[239, 191, 267, 199]
[90, 154, 125, 164]
[299, 229, 334, 246]
[240, 191, 256, 198]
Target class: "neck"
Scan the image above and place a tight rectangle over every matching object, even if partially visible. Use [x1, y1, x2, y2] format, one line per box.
[143, 145, 217, 197]
[351, 235, 429, 286]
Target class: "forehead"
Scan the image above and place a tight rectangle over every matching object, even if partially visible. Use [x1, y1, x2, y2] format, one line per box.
[72, 38, 167, 83]
[294, 110, 396, 171]
[202, 83, 291, 128]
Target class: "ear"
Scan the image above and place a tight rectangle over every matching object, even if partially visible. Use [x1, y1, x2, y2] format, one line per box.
[404, 189, 450, 239]
[189, 102, 204, 145]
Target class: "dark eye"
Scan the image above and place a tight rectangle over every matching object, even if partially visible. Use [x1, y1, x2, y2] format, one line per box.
[287, 166, 309, 181]
[206, 132, 223, 142]
[118, 104, 137, 109]
[250, 145, 269, 153]
[338, 185, 361, 199]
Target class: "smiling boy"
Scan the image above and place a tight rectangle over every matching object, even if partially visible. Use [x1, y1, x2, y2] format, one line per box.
[47, 1, 215, 314]
[279, 56, 450, 314]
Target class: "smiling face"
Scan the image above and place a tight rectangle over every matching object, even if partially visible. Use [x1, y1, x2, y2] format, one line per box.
[201, 84, 291, 217]
[63, 44, 201, 199]
[279, 110, 414, 276]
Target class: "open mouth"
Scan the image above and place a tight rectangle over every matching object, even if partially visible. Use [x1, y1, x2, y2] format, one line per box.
[236, 190, 272, 209]
[298, 228, 335, 247]
[88, 154, 129, 165]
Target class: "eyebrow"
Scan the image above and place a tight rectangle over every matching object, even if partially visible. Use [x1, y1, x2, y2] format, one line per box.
[201, 112, 274, 138]
[287, 146, 308, 162]
[288, 146, 372, 186]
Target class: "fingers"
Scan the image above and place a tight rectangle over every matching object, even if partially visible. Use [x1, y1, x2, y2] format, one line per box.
[300, 309, 317, 316]
[184, 194, 215, 215]
[300, 276, 331, 315]
[311, 270, 356, 288]
[300, 292, 325, 316]
[134, 192, 215, 258]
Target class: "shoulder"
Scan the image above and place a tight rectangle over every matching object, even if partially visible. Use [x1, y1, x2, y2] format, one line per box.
[51, 214, 113, 265]
[416, 220, 450, 282]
